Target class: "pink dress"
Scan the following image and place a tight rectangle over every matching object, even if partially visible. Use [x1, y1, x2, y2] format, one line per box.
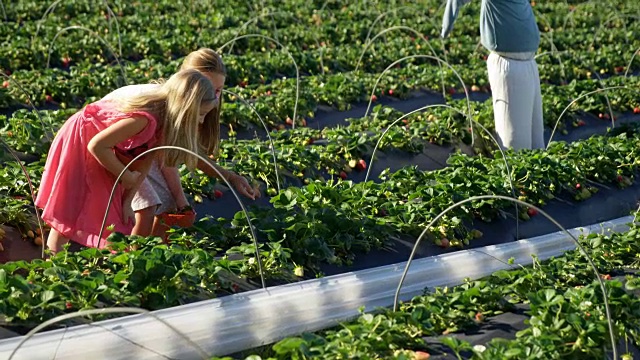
[35, 99, 160, 248]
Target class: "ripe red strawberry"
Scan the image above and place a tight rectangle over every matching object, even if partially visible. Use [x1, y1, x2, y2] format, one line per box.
[62, 57, 71, 67]
[577, 120, 586, 126]
[634, 107, 640, 114]
[599, 113, 605, 119]
[604, 113, 610, 119]
[45, 94, 53, 102]
[617, 175, 624, 182]
[66, 302, 73, 309]
[575, 183, 581, 190]
[447, 87, 456, 95]
[213, 189, 223, 199]
[2, 80, 8, 88]
[266, 90, 271, 96]
[339, 171, 347, 180]
[239, 80, 248, 88]
[388, 89, 394, 96]
[371, 94, 378, 102]
[527, 208, 538, 217]
[355, 159, 367, 171]
[285, 117, 293, 126]
[475, 312, 485, 322]
[438, 238, 450, 248]
[602, 274, 612, 280]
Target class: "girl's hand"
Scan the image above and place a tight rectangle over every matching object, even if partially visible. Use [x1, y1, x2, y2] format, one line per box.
[176, 197, 190, 210]
[229, 173, 259, 200]
[121, 170, 142, 190]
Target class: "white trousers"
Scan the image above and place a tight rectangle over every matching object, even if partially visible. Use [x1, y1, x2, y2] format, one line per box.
[487, 52, 544, 150]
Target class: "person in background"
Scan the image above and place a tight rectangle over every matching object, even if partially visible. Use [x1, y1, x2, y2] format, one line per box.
[441, 0, 544, 150]
[36, 70, 216, 253]
[103, 48, 259, 239]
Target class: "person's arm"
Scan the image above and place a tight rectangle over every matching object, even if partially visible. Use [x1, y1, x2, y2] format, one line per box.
[197, 158, 258, 200]
[197, 158, 233, 182]
[87, 116, 150, 189]
[441, 0, 471, 39]
[160, 166, 190, 209]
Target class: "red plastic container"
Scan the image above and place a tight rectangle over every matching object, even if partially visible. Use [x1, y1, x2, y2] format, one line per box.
[158, 210, 196, 228]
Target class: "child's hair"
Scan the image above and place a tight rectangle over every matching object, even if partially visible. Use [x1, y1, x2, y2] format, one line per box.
[180, 48, 227, 158]
[118, 69, 216, 169]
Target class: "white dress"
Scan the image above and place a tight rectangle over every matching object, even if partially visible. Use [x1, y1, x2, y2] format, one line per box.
[102, 84, 178, 215]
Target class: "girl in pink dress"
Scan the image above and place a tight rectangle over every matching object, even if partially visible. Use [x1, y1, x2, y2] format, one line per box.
[35, 69, 216, 253]
[103, 49, 259, 240]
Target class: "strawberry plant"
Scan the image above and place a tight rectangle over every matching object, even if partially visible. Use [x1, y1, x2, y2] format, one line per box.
[229, 219, 640, 359]
[3, 0, 640, 347]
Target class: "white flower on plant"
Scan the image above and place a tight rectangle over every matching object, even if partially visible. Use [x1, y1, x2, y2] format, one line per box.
[473, 345, 486, 353]
[580, 301, 592, 309]
[248, 257, 256, 265]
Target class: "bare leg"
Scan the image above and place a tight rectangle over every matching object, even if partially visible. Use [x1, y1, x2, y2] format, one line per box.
[46, 228, 70, 255]
[131, 206, 156, 237]
[151, 216, 171, 242]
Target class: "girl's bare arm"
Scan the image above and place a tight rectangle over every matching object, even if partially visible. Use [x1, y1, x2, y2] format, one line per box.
[160, 166, 190, 209]
[87, 116, 150, 189]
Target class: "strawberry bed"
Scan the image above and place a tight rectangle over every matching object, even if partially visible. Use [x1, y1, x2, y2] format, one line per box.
[2, 128, 640, 338]
[217, 219, 640, 360]
[1, 0, 640, 357]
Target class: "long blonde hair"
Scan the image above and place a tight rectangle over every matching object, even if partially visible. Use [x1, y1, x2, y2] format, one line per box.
[118, 69, 216, 169]
[180, 48, 227, 158]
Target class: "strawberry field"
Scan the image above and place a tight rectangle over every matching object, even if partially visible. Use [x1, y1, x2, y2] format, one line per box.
[1, 0, 640, 358]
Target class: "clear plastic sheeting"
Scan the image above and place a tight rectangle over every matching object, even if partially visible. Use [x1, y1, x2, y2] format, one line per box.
[0, 215, 634, 360]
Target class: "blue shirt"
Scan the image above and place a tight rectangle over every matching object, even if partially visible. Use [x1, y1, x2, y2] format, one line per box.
[441, 0, 540, 53]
